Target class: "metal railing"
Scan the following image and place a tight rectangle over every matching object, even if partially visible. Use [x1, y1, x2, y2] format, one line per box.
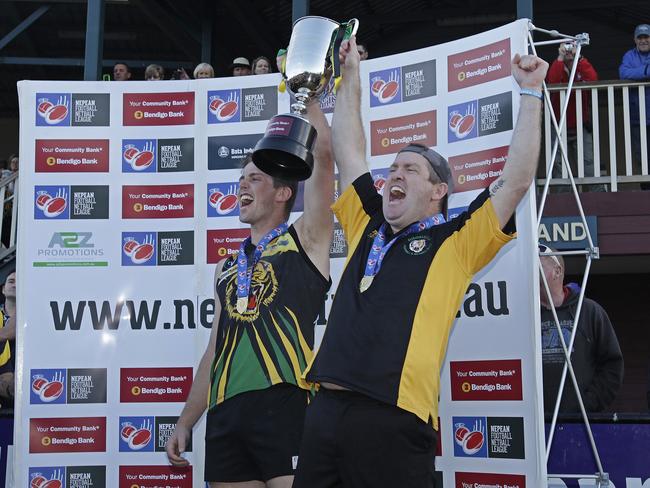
[0, 173, 18, 262]
[540, 80, 649, 191]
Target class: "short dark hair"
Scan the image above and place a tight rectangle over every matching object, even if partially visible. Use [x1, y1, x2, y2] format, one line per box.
[241, 155, 298, 220]
[113, 62, 131, 73]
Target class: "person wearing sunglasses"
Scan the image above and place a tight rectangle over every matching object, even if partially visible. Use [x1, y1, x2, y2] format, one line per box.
[539, 244, 623, 413]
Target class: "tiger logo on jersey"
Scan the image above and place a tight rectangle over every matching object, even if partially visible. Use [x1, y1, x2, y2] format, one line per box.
[223, 260, 279, 322]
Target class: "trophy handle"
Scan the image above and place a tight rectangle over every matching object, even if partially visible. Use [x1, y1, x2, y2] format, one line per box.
[346, 18, 359, 38]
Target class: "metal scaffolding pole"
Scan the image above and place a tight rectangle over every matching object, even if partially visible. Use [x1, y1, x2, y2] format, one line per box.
[528, 23, 610, 488]
[83, 0, 105, 81]
[292, 0, 309, 24]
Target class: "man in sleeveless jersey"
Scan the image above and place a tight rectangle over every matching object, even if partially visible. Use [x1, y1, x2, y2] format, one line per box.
[166, 102, 334, 488]
[294, 37, 548, 487]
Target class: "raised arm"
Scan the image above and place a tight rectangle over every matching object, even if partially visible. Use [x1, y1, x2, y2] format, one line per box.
[489, 54, 549, 228]
[331, 36, 369, 191]
[293, 102, 335, 278]
[166, 261, 224, 467]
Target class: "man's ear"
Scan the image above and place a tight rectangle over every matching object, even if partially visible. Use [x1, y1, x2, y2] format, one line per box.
[431, 182, 448, 203]
[275, 185, 292, 204]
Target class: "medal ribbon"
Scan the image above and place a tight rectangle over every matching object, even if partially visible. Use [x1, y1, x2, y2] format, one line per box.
[237, 223, 289, 308]
[361, 214, 445, 291]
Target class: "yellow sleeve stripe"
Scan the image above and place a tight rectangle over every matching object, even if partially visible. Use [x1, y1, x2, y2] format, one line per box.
[332, 185, 371, 265]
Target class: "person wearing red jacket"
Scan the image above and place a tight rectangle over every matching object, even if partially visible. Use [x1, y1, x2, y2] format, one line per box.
[547, 42, 604, 191]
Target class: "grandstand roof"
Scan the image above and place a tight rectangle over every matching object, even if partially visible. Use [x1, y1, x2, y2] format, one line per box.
[0, 0, 649, 116]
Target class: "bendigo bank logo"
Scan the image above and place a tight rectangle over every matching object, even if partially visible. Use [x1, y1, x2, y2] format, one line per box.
[29, 417, 107, 454]
[447, 39, 511, 92]
[123, 92, 194, 126]
[449, 146, 508, 193]
[122, 184, 194, 219]
[119, 465, 192, 487]
[448, 92, 513, 143]
[455, 472, 526, 488]
[450, 359, 523, 401]
[120, 367, 192, 403]
[207, 229, 250, 264]
[207, 183, 239, 217]
[35, 139, 109, 173]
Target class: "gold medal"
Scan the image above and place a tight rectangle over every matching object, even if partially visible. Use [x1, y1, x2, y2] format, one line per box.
[236, 297, 248, 314]
[359, 275, 374, 293]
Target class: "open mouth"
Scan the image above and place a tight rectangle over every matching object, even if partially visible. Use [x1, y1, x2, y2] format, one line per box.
[388, 185, 406, 202]
[239, 194, 254, 208]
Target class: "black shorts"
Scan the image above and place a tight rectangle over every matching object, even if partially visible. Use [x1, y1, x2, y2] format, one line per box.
[204, 383, 309, 483]
[294, 388, 437, 488]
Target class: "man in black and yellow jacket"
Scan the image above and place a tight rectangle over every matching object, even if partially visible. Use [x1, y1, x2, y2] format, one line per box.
[294, 37, 549, 488]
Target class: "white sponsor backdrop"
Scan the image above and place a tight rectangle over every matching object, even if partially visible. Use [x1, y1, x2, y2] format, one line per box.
[15, 19, 544, 488]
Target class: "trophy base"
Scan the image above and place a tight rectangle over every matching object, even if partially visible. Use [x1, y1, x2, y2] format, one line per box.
[253, 114, 317, 181]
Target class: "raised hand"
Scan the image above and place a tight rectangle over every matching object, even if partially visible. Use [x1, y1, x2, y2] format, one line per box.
[511, 54, 548, 90]
[339, 36, 361, 72]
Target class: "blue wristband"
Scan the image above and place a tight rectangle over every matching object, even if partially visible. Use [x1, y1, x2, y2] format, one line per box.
[520, 88, 543, 100]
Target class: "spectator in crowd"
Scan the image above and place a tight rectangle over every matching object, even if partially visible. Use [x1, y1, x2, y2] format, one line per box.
[0, 159, 10, 181]
[357, 42, 369, 61]
[619, 24, 650, 190]
[539, 245, 624, 413]
[113, 62, 132, 81]
[0, 271, 15, 408]
[145, 64, 165, 81]
[5, 153, 17, 194]
[547, 41, 604, 191]
[170, 67, 190, 80]
[230, 57, 251, 76]
[252, 56, 272, 75]
[193, 62, 214, 79]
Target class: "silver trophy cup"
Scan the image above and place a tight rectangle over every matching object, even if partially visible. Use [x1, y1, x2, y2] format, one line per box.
[253, 16, 358, 180]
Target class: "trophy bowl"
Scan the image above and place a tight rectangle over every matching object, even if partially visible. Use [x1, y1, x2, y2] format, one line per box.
[253, 16, 358, 180]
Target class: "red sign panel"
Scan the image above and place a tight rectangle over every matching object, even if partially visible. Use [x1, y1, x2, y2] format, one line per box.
[122, 184, 194, 219]
[449, 145, 508, 193]
[35, 139, 109, 173]
[120, 367, 193, 403]
[450, 359, 523, 401]
[119, 465, 192, 488]
[123, 92, 195, 126]
[207, 229, 250, 263]
[455, 471, 526, 488]
[370, 110, 437, 156]
[29, 417, 106, 453]
[448, 39, 511, 92]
